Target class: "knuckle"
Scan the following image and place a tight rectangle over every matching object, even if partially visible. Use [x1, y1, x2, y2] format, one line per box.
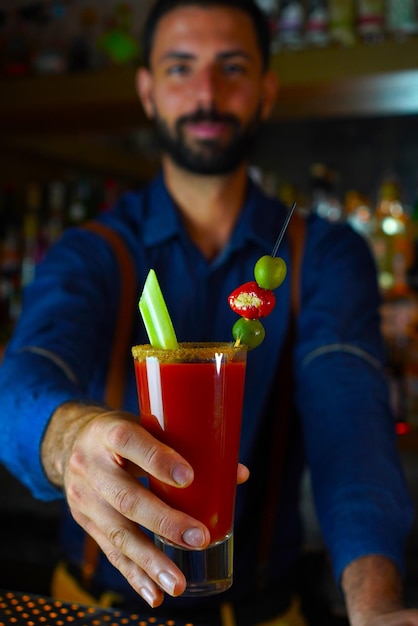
[114, 486, 138, 518]
[67, 447, 87, 475]
[106, 532, 156, 582]
[107, 422, 136, 451]
[65, 481, 83, 506]
[154, 510, 178, 539]
[144, 442, 162, 469]
[125, 567, 145, 592]
[108, 525, 130, 551]
[144, 442, 178, 477]
[106, 546, 126, 572]
[136, 551, 155, 574]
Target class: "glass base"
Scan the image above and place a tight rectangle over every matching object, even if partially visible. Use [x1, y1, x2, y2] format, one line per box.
[155, 533, 233, 596]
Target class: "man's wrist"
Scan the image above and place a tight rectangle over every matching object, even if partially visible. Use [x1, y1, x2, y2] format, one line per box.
[41, 401, 105, 488]
[342, 554, 404, 625]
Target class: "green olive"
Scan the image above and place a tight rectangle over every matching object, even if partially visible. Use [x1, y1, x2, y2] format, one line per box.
[254, 255, 287, 290]
[232, 317, 265, 350]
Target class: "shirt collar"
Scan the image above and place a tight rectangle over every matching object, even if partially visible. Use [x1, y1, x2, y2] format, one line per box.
[142, 170, 287, 255]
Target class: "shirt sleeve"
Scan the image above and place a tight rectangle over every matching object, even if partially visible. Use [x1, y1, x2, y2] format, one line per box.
[0, 225, 122, 500]
[294, 217, 414, 582]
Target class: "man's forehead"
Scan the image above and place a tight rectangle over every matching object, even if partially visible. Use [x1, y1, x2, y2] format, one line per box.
[150, 5, 260, 62]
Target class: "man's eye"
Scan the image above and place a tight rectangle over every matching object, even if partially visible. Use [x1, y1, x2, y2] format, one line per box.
[166, 64, 190, 76]
[223, 63, 246, 75]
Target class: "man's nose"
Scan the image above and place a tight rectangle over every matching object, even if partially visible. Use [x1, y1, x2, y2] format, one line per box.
[193, 67, 218, 107]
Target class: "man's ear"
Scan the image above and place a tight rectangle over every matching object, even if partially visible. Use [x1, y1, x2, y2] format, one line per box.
[136, 67, 155, 119]
[260, 70, 279, 121]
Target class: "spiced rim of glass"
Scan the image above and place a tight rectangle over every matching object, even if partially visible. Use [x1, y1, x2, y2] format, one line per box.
[132, 342, 247, 362]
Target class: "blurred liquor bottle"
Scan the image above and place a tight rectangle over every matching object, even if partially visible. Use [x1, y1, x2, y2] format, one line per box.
[278, 181, 309, 216]
[97, 2, 140, 66]
[1, 9, 32, 77]
[328, 0, 356, 46]
[32, 1, 68, 75]
[385, 0, 418, 41]
[306, 0, 330, 47]
[277, 0, 305, 49]
[373, 179, 418, 429]
[382, 247, 418, 430]
[345, 189, 374, 240]
[21, 182, 42, 288]
[309, 163, 343, 222]
[67, 178, 93, 227]
[99, 178, 122, 214]
[406, 180, 418, 293]
[67, 6, 100, 72]
[370, 178, 414, 294]
[356, 0, 386, 44]
[0, 183, 22, 341]
[46, 180, 66, 248]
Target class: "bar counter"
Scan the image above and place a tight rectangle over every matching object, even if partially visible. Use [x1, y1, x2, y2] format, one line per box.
[0, 590, 197, 626]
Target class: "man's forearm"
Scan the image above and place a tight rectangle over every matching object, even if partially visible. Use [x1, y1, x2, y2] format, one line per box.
[342, 554, 404, 625]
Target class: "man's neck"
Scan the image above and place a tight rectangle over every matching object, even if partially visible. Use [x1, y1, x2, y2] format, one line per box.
[162, 158, 249, 261]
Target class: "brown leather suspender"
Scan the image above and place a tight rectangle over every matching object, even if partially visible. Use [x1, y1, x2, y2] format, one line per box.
[83, 221, 138, 409]
[80, 221, 138, 589]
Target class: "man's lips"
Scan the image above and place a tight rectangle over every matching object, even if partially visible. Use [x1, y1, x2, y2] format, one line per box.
[183, 120, 233, 140]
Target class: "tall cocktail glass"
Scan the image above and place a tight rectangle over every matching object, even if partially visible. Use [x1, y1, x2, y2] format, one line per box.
[132, 342, 247, 596]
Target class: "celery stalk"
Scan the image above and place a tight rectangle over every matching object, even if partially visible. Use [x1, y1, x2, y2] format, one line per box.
[139, 269, 179, 349]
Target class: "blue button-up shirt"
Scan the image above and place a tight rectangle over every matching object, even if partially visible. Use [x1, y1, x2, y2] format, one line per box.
[0, 172, 413, 608]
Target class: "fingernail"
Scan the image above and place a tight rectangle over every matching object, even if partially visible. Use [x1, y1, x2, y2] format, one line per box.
[157, 571, 177, 595]
[140, 586, 157, 607]
[172, 463, 193, 486]
[182, 527, 205, 548]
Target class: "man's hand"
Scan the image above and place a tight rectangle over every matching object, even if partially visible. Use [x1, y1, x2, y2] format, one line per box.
[365, 612, 418, 626]
[41, 402, 249, 608]
[342, 555, 418, 626]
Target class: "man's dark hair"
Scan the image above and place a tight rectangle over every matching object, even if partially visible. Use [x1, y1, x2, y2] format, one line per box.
[141, 0, 272, 71]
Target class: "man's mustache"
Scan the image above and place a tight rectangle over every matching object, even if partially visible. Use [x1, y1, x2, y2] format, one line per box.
[177, 109, 240, 128]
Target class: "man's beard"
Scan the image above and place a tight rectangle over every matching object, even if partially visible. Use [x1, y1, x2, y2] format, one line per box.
[152, 105, 262, 175]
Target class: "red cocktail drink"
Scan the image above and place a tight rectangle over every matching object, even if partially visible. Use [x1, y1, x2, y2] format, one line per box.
[132, 342, 247, 595]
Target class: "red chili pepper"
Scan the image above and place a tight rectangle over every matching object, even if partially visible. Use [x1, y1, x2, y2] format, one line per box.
[228, 281, 276, 319]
